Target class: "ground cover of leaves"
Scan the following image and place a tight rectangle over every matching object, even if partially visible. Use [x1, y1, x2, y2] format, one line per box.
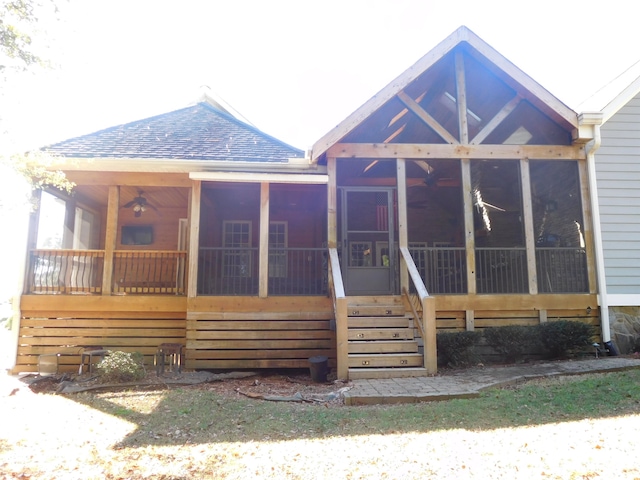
[2, 370, 640, 479]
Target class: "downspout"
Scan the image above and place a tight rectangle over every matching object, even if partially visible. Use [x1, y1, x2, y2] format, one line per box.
[580, 112, 617, 353]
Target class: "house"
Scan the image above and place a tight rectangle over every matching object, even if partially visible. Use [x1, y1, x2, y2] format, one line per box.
[12, 26, 602, 379]
[585, 70, 640, 353]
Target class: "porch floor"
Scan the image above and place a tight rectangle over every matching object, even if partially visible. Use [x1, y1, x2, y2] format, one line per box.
[343, 357, 640, 406]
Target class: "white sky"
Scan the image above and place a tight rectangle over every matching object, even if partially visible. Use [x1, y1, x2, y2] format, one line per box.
[2, 0, 640, 153]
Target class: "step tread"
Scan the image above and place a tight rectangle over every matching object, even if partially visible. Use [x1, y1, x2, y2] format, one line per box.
[348, 340, 419, 354]
[348, 367, 430, 380]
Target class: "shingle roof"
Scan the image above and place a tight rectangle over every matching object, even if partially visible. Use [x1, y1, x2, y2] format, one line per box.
[44, 102, 303, 162]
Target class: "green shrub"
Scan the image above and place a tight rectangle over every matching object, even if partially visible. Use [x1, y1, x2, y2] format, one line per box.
[95, 351, 146, 383]
[436, 330, 481, 367]
[538, 320, 595, 358]
[483, 325, 539, 363]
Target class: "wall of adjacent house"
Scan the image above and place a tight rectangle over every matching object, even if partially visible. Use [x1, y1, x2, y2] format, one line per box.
[596, 93, 640, 302]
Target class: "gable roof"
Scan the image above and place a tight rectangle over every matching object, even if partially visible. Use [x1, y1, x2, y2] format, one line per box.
[45, 100, 304, 163]
[311, 26, 577, 162]
[600, 75, 640, 124]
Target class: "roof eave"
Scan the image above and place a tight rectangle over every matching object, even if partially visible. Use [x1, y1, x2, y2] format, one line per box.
[42, 157, 324, 174]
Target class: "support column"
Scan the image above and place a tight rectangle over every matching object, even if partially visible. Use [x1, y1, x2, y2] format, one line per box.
[520, 158, 538, 294]
[461, 158, 476, 294]
[327, 157, 337, 249]
[397, 158, 409, 292]
[101, 186, 119, 295]
[259, 182, 269, 298]
[187, 181, 201, 298]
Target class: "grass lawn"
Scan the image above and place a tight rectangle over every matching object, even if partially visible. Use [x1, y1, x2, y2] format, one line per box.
[2, 369, 640, 479]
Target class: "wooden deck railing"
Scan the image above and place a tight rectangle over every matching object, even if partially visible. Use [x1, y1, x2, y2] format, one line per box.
[328, 248, 348, 379]
[113, 250, 187, 295]
[26, 249, 186, 295]
[400, 247, 436, 374]
[28, 249, 105, 294]
[536, 247, 588, 293]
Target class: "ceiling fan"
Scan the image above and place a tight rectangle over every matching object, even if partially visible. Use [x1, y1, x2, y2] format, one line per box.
[122, 190, 161, 217]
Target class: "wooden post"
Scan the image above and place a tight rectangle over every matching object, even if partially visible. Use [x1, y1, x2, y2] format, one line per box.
[455, 50, 469, 145]
[327, 157, 337, 249]
[187, 181, 201, 298]
[461, 158, 476, 294]
[259, 182, 269, 298]
[335, 295, 349, 380]
[465, 310, 475, 331]
[423, 295, 437, 374]
[578, 159, 598, 294]
[520, 158, 538, 294]
[101, 186, 119, 295]
[397, 158, 409, 292]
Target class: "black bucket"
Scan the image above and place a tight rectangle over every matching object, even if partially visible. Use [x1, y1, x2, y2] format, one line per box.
[308, 355, 329, 383]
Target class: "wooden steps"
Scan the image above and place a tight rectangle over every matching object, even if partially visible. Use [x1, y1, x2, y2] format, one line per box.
[346, 295, 429, 379]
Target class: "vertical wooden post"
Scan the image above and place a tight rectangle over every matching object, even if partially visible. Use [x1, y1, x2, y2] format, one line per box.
[423, 295, 437, 374]
[187, 181, 201, 299]
[327, 157, 337, 249]
[461, 158, 476, 294]
[578, 159, 598, 294]
[539, 309, 548, 324]
[455, 50, 469, 145]
[396, 158, 409, 292]
[259, 182, 269, 298]
[335, 296, 349, 379]
[101, 186, 119, 295]
[23, 189, 41, 294]
[465, 310, 475, 331]
[520, 158, 538, 294]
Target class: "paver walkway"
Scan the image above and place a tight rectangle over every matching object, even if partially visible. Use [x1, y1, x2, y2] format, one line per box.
[343, 357, 640, 405]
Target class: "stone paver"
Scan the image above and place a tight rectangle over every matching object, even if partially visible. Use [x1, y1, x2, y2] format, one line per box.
[343, 357, 640, 405]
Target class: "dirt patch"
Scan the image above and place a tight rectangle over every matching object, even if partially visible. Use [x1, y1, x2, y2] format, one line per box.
[20, 369, 352, 404]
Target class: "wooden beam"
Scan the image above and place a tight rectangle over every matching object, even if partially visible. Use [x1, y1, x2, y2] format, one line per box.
[454, 51, 469, 144]
[326, 143, 586, 160]
[461, 158, 476, 294]
[520, 158, 538, 294]
[435, 293, 597, 311]
[259, 182, 269, 298]
[187, 181, 201, 298]
[471, 94, 522, 145]
[396, 91, 459, 145]
[101, 186, 119, 295]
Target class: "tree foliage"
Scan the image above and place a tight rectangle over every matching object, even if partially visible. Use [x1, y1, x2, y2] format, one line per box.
[0, 0, 57, 72]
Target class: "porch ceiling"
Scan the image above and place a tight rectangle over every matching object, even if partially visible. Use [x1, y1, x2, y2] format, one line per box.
[74, 185, 189, 211]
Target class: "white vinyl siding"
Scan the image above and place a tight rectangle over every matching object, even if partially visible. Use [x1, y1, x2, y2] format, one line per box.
[596, 94, 640, 295]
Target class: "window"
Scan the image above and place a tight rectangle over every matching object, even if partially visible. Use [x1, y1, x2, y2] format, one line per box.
[269, 222, 287, 278]
[222, 221, 252, 277]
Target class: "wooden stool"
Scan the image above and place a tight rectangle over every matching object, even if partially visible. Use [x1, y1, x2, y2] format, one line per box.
[155, 343, 183, 374]
[79, 347, 109, 374]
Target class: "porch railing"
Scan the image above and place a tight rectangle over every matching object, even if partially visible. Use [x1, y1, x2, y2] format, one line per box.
[28, 249, 105, 294]
[408, 246, 466, 294]
[113, 250, 187, 295]
[536, 247, 588, 293]
[197, 247, 327, 296]
[476, 247, 528, 294]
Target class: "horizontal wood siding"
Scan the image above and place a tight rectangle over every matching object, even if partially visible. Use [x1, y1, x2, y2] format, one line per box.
[187, 296, 335, 369]
[597, 95, 640, 295]
[15, 296, 187, 373]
